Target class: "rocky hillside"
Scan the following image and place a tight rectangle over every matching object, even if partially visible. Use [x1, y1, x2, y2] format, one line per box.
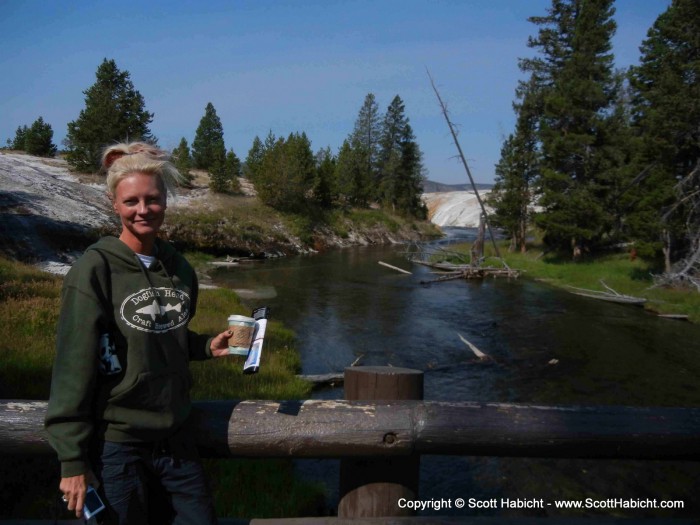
[0, 152, 116, 272]
[0, 152, 442, 273]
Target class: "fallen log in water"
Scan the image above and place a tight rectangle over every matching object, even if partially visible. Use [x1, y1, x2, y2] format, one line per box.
[378, 261, 412, 275]
[297, 373, 345, 388]
[457, 333, 489, 361]
[657, 313, 690, 321]
[297, 356, 363, 388]
[567, 281, 647, 306]
[417, 264, 520, 284]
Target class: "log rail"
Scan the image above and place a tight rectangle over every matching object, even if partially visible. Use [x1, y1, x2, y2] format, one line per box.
[3, 399, 700, 460]
[2, 366, 699, 521]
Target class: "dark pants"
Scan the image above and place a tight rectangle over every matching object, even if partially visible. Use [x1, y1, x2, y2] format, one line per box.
[94, 436, 218, 525]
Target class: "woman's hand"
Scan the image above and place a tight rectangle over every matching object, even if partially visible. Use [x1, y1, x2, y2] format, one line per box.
[60, 474, 88, 518]
[210, 330, 233, 357]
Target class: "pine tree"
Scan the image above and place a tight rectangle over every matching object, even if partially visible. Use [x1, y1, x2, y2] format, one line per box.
[225, 148, 242, 193]
[256, 132, 315, 212]
[528, 0, 619, 257]
[313, 146, 337, 209]
[24, 117, 57, 157]
[263, 130, 277, 153]
[192, 102, 224, 170]
[244, 131, 276, 183]
[595, 71, 639, 246]
[378, 96, 408, 208]
[350, 93, 382, 191]
[489, 75, 542, 253]
[172, 138, 193, 187]
[244, 136, 265, 180]
[394, 125, 427, 218]
[335, 139, 370, 207]
[208, 140, 230, 193]
[65, 59, 154, 172]
[11, 125, 29, 150]
[628, 0, 700, 270]
[377, 95, 425, 217]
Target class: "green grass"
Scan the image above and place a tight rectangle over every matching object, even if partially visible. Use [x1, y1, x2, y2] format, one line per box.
[346, 208, 401, 232]
[187, 287, 312, 400]
[280, 212, 316, 245]
[0, 257, 62, 399]
[0, 255, 322, 519]
[166, 195, 290, 254]
[440, 239, 700, 323]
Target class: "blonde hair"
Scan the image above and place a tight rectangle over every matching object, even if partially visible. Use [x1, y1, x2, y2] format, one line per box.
[102, 142, 184, 197]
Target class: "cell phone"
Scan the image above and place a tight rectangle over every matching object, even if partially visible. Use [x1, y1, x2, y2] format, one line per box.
[83, 485, 106, 520]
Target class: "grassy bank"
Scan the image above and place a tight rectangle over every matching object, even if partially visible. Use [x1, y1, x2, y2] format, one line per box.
[0, 255, 323, 519]
[440, 240, 700, 323]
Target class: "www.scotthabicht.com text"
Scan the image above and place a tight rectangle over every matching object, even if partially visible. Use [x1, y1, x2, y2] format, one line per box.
[397, 497, 685, 512]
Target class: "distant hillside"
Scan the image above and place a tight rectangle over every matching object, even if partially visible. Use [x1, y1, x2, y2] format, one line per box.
[422, 180, 493, 193]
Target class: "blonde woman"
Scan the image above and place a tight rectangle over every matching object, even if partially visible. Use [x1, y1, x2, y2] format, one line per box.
[46, 142, 231, 524]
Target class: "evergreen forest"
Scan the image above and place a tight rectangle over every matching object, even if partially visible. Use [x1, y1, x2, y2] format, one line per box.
[488, 0, 699, 288]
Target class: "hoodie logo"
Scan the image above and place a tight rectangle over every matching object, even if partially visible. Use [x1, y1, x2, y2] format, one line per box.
[120, 287, 191, 333]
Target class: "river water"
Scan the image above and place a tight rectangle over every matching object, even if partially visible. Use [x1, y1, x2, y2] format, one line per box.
[212, 228, 700, 518]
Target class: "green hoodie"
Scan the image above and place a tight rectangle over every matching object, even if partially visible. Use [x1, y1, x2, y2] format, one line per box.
[45, 236, 213, 478]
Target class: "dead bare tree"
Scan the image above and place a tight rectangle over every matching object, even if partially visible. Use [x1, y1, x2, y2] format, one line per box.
[427, 69, 508, 269]
[652, 161, 700, 291]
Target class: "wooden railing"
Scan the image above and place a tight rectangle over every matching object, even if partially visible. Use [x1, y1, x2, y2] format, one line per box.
[2, 366, 700, 520]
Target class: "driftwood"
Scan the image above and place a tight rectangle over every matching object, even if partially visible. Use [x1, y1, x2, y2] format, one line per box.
[569, 290, 647, 305]
[567, 280, 647, 306]
[416, 261, 520, 284]
[209, 255, 266, 267]
[412, 260, 467, 271]
[297, 373, 345, 387]
[409, 242, 521, 282]
[457, 333, 489, 361]
[419, 273, 464, 284]
[657, 313, 690, 321]
[378, 261, 412, 275]
[296, 355, 364, 388]
[209, 261, 240, 267]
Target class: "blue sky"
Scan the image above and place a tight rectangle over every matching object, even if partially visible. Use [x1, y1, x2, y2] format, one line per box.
[1, 0, 670, 184]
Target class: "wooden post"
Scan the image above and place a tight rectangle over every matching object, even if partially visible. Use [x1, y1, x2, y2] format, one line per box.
[338, 366, 423, 518]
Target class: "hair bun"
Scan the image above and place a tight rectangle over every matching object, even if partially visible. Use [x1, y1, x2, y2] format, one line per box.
[103, 150, 127, 169]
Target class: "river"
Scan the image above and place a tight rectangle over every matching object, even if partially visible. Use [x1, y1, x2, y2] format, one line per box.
[211, 228, 700, 518]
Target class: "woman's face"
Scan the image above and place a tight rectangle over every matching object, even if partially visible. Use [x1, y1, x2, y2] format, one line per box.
[112, 172, 167, 241]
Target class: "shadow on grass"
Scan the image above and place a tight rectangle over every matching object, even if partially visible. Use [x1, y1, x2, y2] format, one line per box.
[0, 364, 52, 399]
[629, 265, 658, 282]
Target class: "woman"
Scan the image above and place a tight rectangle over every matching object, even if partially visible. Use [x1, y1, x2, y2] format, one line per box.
[45, 142, 232, 524]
